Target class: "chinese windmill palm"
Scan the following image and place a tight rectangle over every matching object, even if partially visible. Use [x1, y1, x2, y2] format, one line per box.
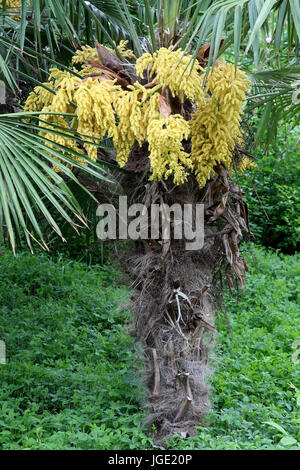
[22, 30, 255, 440]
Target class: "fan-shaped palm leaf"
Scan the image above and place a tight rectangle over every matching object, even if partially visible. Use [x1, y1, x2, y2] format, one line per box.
[0, 111, 113, 253]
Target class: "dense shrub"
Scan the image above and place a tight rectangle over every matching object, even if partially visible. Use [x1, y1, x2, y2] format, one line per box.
[238, 128, 299, 253]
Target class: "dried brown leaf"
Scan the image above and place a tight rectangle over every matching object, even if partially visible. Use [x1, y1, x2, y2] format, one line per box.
[212, 191, 229, 219]
[95, 41, 123, 72]
[222, 233, 233, 265]
[233, 255, 246, 291]
[226, 268, 235, 292]
[159, 95, 172, 118]
[197, 39, 224, 64]
[86, 59, 130, 88]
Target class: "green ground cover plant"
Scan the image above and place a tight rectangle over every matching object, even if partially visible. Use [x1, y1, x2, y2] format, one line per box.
[0, 251, 151, 449]
[0, 244, 299, 450]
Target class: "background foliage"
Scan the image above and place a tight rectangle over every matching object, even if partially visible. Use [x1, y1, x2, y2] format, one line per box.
[237, 125, 300, 253]
[0, 245, 299, 450]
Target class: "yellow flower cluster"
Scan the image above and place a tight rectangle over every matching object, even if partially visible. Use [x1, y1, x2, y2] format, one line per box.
[147, 114, 192, 184]
[38, 113, 85, 171]
[190, 62, 250, 187]
[24, 68, 77, 114]
[237, 156, 257, 173]
[72, 45, 99, 65]
[24, 82, 55, 112]
[80, 65, 102, 76]
[0, 0, 22, 7]
[115, 40, 136, 60]
[74, 78, 119, 161]
[24, 68, 87, 167]
[113, 84, 192, 184]
[113, 83, 149, 166]
[24, 44, 251, 185]
[52, 74, 78, 114]
[136, 47, 205, 102]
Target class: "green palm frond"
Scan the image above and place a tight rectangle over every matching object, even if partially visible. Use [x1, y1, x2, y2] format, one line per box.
[0, 0, 132, 74]
[0, 111, 113, 253]
[247, 65, 300, 145]
[182, 0, 299, 68]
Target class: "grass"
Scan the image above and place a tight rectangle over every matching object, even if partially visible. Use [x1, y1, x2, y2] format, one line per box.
[0, 251, 151, 450]
[0, 244, 299, 449]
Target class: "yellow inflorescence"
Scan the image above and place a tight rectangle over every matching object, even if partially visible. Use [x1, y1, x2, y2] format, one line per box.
[116, 40, 136, 60]
[237, 156, 257, 173]
[74, 78, 119, 161]
[190, 62, 251, 187]
[112, 84, 192, 185]
[72, 45, 99, 65]
[136, 47, 205, 102]
[39, 113, 86, 170]
[112, 83, 148, 167]
[147, 114, 192, 185]
[24, 45, 251, 185]
[24, 82, 55, 113]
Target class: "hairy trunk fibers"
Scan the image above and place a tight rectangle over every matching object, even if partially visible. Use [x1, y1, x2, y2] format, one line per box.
[118, 162, 250, 443]
[126, 243, 217, 442]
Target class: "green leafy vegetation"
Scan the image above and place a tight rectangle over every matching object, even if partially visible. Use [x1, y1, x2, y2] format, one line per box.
[239, 126, 300, 253]
[0, 245, 299, 449]
[0, 251, 151, 449]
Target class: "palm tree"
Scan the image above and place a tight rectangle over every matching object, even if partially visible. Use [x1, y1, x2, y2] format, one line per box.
[0, 0, 299, 443]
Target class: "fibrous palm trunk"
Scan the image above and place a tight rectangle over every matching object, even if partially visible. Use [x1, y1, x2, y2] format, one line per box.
[120, 163, 249, 443]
